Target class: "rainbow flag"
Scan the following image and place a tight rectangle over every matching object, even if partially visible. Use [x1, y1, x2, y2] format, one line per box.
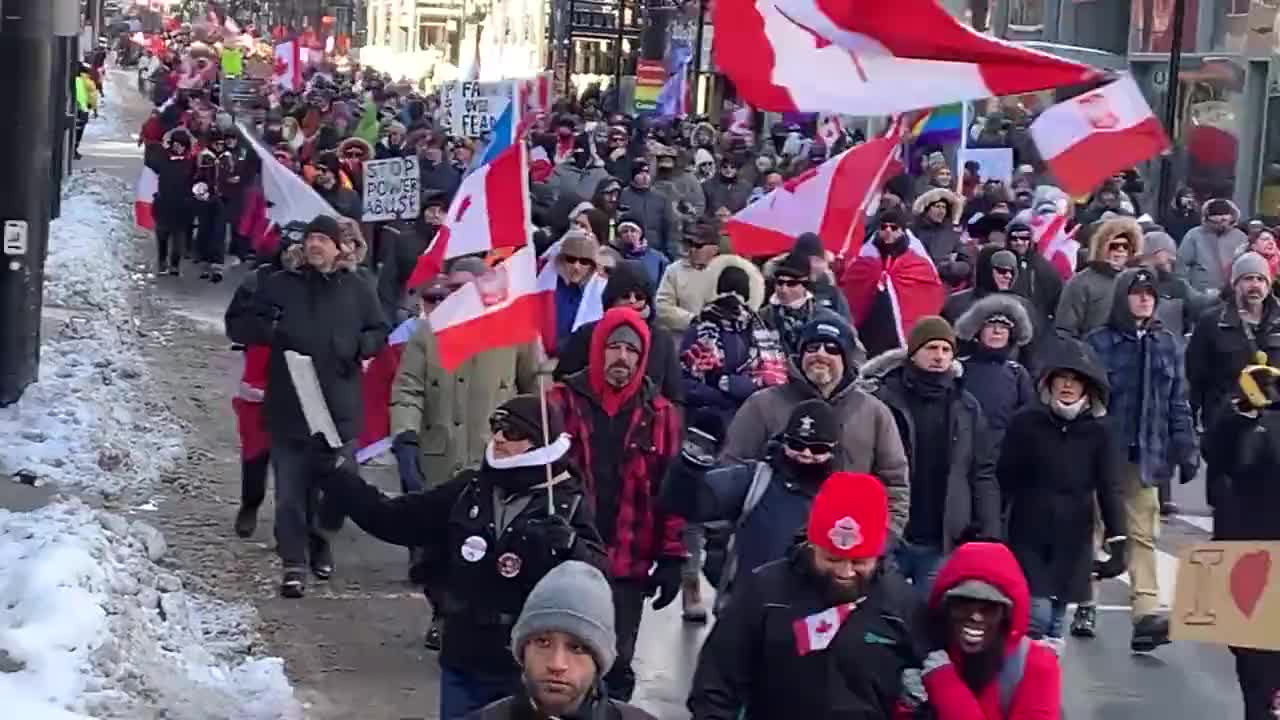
[910, 103, 964, 145]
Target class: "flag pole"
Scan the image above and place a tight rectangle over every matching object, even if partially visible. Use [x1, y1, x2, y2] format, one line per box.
[537, 350, 556, 515]
[955, 101, 968, 198]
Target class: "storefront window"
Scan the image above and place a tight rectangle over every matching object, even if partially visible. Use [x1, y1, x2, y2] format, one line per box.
[1130, 0, 1199, 53]
[1007, 0, 1045, 32]
[1211, 0, 1252, 53]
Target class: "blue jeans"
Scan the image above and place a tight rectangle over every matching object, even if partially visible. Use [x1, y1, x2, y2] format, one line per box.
[892, 541, 943, 595]
[439, 666, 519, 719]
[1029, 596, 1068, 639]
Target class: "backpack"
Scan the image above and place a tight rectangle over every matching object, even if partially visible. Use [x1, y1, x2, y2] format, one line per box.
[713, 462, 774, 612]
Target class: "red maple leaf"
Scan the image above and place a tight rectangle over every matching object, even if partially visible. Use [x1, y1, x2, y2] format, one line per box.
[273, 56, 288, 77]
[815, 619, 833, 634]
[454, 195, 473, 223]
[774, 8, 869, 82]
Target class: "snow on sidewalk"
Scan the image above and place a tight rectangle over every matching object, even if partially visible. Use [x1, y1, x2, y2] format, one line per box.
[0, 170, 302, 718]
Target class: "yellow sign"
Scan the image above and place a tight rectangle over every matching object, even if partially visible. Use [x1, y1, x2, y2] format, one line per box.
[1171, 541, 1280, 651]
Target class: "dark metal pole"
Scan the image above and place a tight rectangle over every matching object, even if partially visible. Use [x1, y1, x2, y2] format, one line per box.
[565, 0, 576, 98]
[1157, 0, 1187, 213]
[613, 0, 625, 99]
[690, 0, 705, 112]
[0, 0, 57, 406]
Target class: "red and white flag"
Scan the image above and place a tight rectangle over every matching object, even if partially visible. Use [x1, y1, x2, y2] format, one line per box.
[726, 122, 902, 259]
[237, 122, 336, 226]
[1032, 211, 1080, 281]
[431, 245, 547, 371]
[792, 602, 859, 655]
[534, 240, 607, 353]
[714, 0, 1095, 115]
[134, 166, 158, 230]
[1030, 76, 1170, 197]
[406, 141, 531, 290]
[841, 230, 944, 347]
[273, 41, 303, 92]
[356, 317, 420, 463]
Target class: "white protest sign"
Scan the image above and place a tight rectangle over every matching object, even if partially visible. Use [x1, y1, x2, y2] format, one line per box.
[959, 147, 1014, 185]
[452, 80, 515, 138]
[362, 156, 422, 222]
[437, 80, 458, 135]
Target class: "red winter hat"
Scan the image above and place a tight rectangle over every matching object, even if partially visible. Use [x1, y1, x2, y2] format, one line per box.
[806, 472, 889, 560]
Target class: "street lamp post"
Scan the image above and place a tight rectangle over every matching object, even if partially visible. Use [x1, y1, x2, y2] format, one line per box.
[1157, 0, 1187, 213]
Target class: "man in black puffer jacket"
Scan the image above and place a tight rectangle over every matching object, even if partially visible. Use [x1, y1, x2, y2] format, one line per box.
[228, 214, 387, 598]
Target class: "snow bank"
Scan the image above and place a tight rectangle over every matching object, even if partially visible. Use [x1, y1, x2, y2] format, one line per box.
[0, 500, 300, 720]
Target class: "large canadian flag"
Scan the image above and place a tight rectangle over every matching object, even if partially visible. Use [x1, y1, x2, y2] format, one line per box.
[1032, 211, 1080, 281]
[726, 123, 903, 259]
[714, 0, 1095, 114]
[406, 141, 530, 290]
[1030, 75, 1171, 197]
[273, 40, 303, 92]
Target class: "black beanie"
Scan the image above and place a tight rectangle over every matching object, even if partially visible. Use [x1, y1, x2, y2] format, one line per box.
[783, 399, 839, 445]
[792, 232, 823, 261]
[491, 394, 564, 446]
[602, 260, 652, 308]
[775, 252, 811, 280]
[717, 265, 752, 302]
[304, 215, 343, 244]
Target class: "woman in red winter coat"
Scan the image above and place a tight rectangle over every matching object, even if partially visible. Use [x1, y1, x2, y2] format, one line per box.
[897, 541, 1061, 720]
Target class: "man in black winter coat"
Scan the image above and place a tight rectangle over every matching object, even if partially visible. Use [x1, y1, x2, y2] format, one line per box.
[144, 128, 197, 276]
[688, 472, 920, 720]
[311, 395, 607, 720]
[553, 260, 685, 406]
[226, 214, 387, 598]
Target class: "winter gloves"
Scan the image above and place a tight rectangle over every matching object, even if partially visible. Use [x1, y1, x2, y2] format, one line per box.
[392, 430, 424, 493]
[921, 649, 952, 677]
[647, 557, 685, 610]
[526, 513, 578, 557]
[1093, 536, 1129, 580]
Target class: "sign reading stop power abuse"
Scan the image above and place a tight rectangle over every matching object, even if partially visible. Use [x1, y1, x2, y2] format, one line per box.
[1171, 541, 1280, 651]
[362, 156, 421, 222]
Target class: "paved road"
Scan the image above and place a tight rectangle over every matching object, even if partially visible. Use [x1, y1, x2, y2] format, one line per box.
[79, 68, 1245, 719]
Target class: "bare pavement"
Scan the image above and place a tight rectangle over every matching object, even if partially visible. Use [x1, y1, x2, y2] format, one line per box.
[59, 68, 1247, 719]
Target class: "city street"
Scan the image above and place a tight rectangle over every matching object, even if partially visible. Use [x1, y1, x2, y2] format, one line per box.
[83, 68, 1246, 719]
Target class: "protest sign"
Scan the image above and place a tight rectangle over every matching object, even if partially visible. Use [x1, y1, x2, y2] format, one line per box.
[1171, 541, 1280, 651]
[362, 157, 421, 222]
[451, 81, 515, 138]
[959, 147, 1014, 184]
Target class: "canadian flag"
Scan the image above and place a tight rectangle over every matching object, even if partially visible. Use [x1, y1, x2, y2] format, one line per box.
[792, 602, 859, 655]
[841, 231, 945, 348]
[134, 166, 158, 230]
[1030, 75, 1171, 197]
[273, 40, 303, 92]
[520, 72, 555, 116]
[356, 317, 419, 463]
[405, 141, 531, 291]
[237, 122, 336, 227]
[726, 122, 903, 259]
[431, 245, 547, 371]
[714, 0, 1095, 115]
[1032, 212, 1080, 281]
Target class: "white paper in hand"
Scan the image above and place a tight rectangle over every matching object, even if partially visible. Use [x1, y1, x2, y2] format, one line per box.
[284, 351, 342, 449]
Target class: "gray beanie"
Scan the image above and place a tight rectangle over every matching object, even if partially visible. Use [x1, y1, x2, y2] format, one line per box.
[1143, 231, 1177, 258]
[511, 561, 617, 674]
[1232, 251, 1273, 285]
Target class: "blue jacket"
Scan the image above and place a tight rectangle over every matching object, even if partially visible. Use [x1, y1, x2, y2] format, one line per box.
[1084, 269, 1197, 486]
[620, 245, 670, 290]
[554, 278, 586, 353]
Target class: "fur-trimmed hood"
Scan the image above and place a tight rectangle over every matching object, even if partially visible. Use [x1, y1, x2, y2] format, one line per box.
[337, 136, 374, 158]
[701, 253, 766, 310]
[954, 294, 1033, 347]
[1087, 217, 1143, 262]
[280, 216, 368, 273]
[856, 347, 964, 388]
[912, 187, 965, 222]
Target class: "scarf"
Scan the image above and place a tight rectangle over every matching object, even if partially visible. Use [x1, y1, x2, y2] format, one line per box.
[1049, 395, 1090, 421]
[903, 362, 954, 401]
[684, 296, 788, 389]
[769, 296, 814, 353]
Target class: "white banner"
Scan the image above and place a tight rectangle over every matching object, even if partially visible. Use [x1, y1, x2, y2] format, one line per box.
[362, 157, 422, 222]
[452, 80, 515, 138]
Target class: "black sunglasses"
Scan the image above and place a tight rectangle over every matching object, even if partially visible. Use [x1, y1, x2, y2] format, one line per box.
[562, 255, 596, 268]
[993, 267, 1015, 276]
[777, 277, 809, 288]
[802, 340, 842, 356]
[785, 438, 836, 455]
[490, 418, 531, 443]
[880, 223, 901, 232]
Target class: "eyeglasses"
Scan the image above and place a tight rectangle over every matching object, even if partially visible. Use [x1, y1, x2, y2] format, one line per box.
[562, 255, 596, 268]
[802, 341, 842, 356]
[489, 418, 531, 443]
[1107, 242, 1131, 252]
[618, 290, 647, 303]
[776, 277, 809, 288]
[880, 223, 901, 232]
[993, 267, 1015, 276]
[785, 438, 836, 455]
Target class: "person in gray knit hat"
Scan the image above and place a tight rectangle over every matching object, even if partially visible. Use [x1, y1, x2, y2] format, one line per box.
[467, 561, 656, 719]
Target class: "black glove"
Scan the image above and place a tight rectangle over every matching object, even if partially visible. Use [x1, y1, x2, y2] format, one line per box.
[526, 513, 577, 556]
[1093, 537, 1128, 580]
[646, 557, 684, 610]
[681, 409, 725, 468]
[304, 432, 344, 479]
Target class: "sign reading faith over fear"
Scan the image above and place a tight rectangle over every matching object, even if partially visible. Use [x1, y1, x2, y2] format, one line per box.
[362, 157, 421, 222]
[1171, 541, 1280, 651]
[451, 81, 515, 138]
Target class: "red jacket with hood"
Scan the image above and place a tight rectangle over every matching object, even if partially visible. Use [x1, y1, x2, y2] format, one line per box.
[547, 307, 685, 580]
[920, 542, 1061, 720]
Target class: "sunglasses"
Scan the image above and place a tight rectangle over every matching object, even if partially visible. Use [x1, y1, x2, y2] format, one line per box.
[880, 223, 901, 232]
[1107, 242, 1131, 252]
[802, 341, 842, 356]
[777, 277, 809, 288]
[993, 267, 1015, 276]
[618, 290, 647, 303]
[562, 255, 596, 268]
[489, 418, 531, 443]
[785, 438, 836, 455]
[342, 149, 364, 158]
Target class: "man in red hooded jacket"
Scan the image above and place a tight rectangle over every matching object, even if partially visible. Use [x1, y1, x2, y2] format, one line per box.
[546, 306, 685, 703]
[898, 541, 1062, 720]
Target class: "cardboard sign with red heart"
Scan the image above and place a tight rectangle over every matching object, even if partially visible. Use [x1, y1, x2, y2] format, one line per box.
[1172, 541, 1280, 651]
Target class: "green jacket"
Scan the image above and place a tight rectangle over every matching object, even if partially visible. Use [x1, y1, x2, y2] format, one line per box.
[75, 75, 98, 113]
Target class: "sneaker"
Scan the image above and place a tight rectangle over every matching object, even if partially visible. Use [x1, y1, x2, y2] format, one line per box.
[280, 570, 305, 598]
[424, 613, 443, 651]
[1160, 502, 1180, 517]
[681, 577, 708, 623]
[199, 270, 211, 280]
[209, 271, 223, 284]
[310, 537, 334, 580]
[1070, 605, 1097, 638]
[233, 505, 258, 539]
[156, 261, 169, 275]
[1131, 614, 1172, 653]
[167, 266, 180, 277]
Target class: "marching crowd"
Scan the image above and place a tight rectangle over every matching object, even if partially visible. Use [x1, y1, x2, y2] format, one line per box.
[120, 44, 1280, 720]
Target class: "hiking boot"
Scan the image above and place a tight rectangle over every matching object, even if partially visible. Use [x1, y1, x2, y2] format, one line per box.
[1160, 502, 1180, 517]
[233, 505, 258, 539]
[424, 613, 443, 651]
[681, 577, 707, 623]
[209, 270, 223, 284]
[1131, 614, 1172, 653]
[199, 270, 211, 280]
[310, 536, 334, 580]
[1070, 605, 1097, 638]
[280, 570, 305, 598]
